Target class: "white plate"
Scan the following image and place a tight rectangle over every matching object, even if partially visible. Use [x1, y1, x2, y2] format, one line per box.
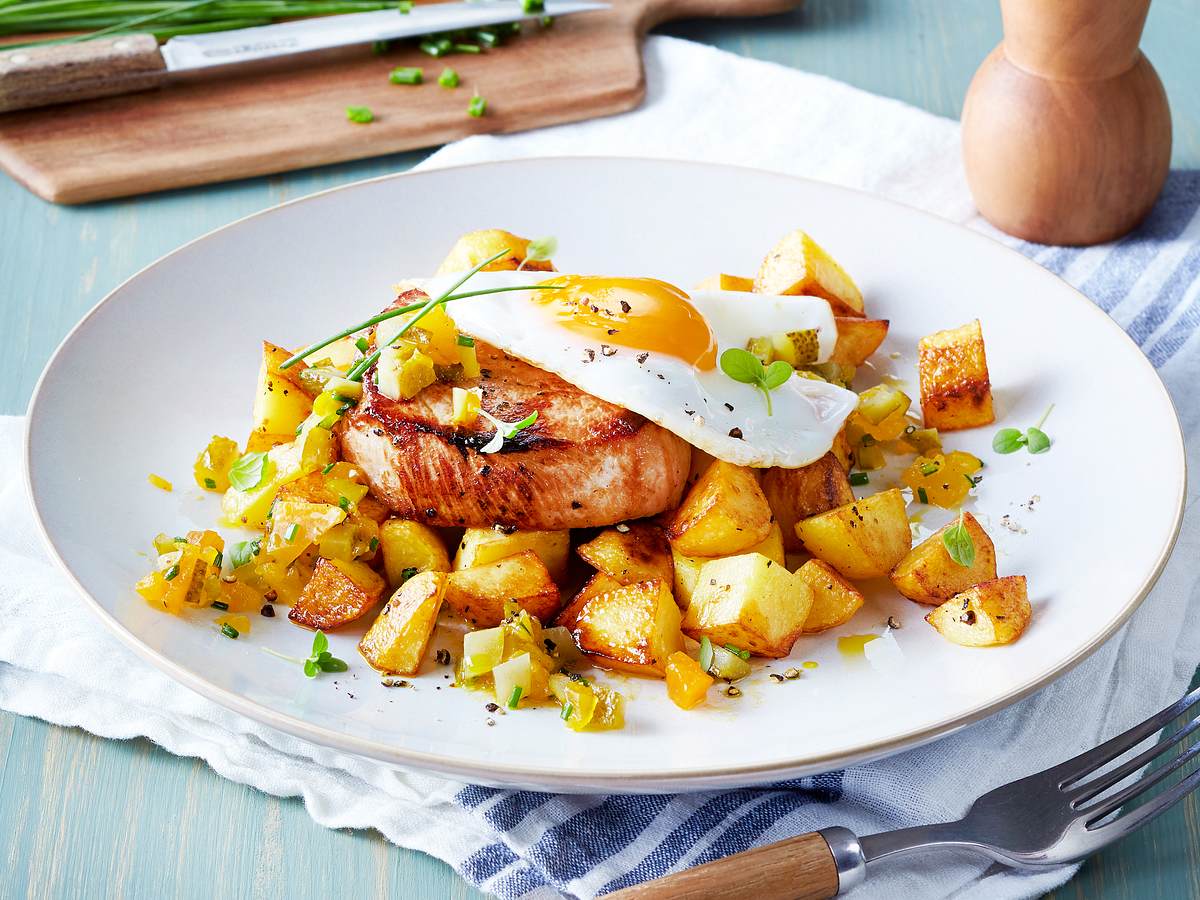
[26, 158, 1186, 793]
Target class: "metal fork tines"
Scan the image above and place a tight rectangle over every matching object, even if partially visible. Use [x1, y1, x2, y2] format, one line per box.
[859, 684, 1200, 870]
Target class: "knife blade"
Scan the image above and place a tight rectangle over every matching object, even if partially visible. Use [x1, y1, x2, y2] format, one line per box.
[0, 0, 608, 113]
[161, 0, 608, 71]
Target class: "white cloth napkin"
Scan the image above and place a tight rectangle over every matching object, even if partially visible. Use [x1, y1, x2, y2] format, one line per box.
[5, 36, 1200, 900]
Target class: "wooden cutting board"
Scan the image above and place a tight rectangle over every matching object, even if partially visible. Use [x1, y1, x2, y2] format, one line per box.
[0, 0, 798, 204]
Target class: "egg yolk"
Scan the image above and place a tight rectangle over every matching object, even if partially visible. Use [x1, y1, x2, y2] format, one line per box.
[532, 275, 718, 370]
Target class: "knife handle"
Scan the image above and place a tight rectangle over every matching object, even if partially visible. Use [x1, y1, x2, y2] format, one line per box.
[0, 34, 166, 113]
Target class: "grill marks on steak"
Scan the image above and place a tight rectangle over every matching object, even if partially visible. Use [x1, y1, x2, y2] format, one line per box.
[340, 340, 692, 530]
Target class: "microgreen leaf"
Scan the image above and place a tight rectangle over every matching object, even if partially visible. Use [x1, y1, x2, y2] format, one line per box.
[311, 632, 329, 656]
[992, 428, 1026, 454]
[1025, 427, 1051, 454]
[761, 360, 794, 390]
[524, 236, 558, 262]
[942, 511, 976, 567]
[719, 347, 765, 384]
[319, 657, 349, 673]
[303, 659, 319, 678]
[228, 539, 261, 569]
[228, 451, 268, 491]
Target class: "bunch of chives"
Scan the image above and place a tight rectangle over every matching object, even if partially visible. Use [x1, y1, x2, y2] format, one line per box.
[0, 0, 406, 41]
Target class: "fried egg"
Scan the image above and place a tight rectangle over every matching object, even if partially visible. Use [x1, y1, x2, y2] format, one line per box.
[408, 270, 858, 468]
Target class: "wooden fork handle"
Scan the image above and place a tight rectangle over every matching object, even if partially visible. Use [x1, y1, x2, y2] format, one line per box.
[0, 34, 166, 113]
[606, 829, 847, 899]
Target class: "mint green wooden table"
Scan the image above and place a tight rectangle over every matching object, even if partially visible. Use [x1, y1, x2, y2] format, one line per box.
[3, 2, 1198, 897]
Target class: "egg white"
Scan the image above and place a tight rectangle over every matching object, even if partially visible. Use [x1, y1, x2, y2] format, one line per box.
[400, 270, 858, 468]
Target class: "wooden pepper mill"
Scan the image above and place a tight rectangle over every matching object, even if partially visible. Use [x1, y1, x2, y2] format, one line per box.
[962, 0, 1171, 246]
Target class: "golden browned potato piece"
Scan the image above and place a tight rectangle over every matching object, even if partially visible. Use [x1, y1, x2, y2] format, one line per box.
[890, 512, 997, 605]
[245, 431, 293, 453]
[668, 460, 773, 556]
[831, 318, 890, 366]
[378, 519, 451, 589]
[694, 273, 755, 292]
[762, 453, 856, 552]
[918, 320, 995, 431]
[572, 578, 682, 677]
[555, 572, 622, 630]
[435, 229, 555, 275]
[357, 571, 448, 674]
[754, 230, 865, 317]
[356, 495, 391, 525]
[670, 521, 785, 610]
[681, 553, 813, 658]
[455, 527, 571, 582]
[577, 523, 672, 586]
[795, 488, 912, 580]
[796, 559, 865, 633]
[443, 550, 559, 627]
[926, 575, 1030, 646]
[289, 557, 386, 630]
[253, 341, 312, 437]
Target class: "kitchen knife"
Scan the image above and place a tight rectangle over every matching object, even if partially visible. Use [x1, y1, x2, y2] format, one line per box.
[0, 0, 608, 113]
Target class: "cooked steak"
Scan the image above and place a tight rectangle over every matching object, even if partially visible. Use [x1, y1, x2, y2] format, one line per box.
[341, 342, 692, 530]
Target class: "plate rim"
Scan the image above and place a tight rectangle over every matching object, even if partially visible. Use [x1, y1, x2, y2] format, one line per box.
[23, 156, 1189, 790]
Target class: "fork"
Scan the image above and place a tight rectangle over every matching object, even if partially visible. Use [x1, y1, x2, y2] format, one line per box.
[609, 685, 1200, 899]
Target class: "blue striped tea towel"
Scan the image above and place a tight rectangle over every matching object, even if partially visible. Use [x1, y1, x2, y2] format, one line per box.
[1, 35, 1198, 900]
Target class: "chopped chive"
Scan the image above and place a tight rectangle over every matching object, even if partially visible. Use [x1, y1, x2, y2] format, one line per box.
[322, 462, 336, 475]
[164, 564, 180, 581]
[849, 472, 869, 486]
[560, 702, 573, 721]
[917, 487, 929, 504]
[295, 423, 304, 435]
[213, 551, 223, 569]
[285, 523, 300, 543]
[345, 106, 374, 124]
[220, 623, 239, 639]
[453, 43, 480, 54]
[467, 93, 487, 117]
[398, 0, 412, 10]
[724, 643, 750, 661]
[920, 461, 939, 476]
[371, 39, 389, 55]
[211, 600, 230, 611]
[476, 28, 499, 47]
[338, 496, 350, 511]
[354, 337, 370, 353]
[540, 15, 554, 26]
[420, 37, 452, 56]
[400, 566, 418, 583]
[438, 66, 460, 88]
[203, 477, 217, 489]
[964, 474, 978, 488]
[456, 334, 476, 347]
[698, 635, 713, 674]
[859, 434, 876, 447]
[336, 402, 354, 415]
[368, 537, 379, 553]
[389, 66, 422, 85]
[521, 0, 544, 11]
[507, 685, 523, 709]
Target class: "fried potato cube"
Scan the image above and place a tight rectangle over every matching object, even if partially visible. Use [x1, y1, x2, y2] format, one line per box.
[670, 521, 785, 611]
[762, 453, 856, 552]
[795, 488, 912, 580]
[694, 273, 755, 292]
[444, 550, 560, 627]
[577, 523, 672, 585]
[890, 512, 997, 605]
[379, 519, 451, 588]
[455, 527, 570, 582]
[555, 572, 622, 630]
[572, 578, 682, 677]
[668, 460, 773, 556]
[831, 318, 889, 366]
[435, 229, 555, 275]
[356, 494, 391, 525]
[288, 557, 385, 630]
[253, 341, 312, 437]
[796, 559, 865, 633]
[681, 553, 813, 658]
[926, 576, 1030, 646]
[357, 571, 448, 674]
[754, 230, 865, 317]
[918, 320, 995, 431]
